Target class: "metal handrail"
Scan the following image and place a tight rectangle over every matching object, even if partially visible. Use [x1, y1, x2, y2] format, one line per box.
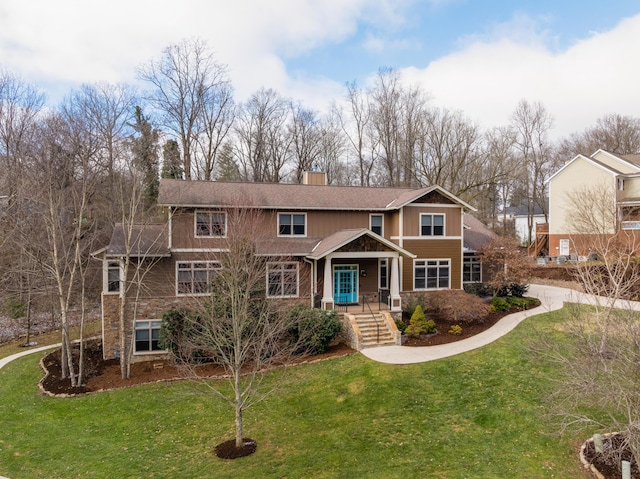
[361, 294, 380, 343]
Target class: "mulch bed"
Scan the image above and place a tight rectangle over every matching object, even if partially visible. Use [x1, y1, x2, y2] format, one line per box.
[39, 340, 356, 396]
[582, 434, 640, 479]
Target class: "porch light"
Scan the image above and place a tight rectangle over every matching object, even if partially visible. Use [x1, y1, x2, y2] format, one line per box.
[360, 269, 367, 277]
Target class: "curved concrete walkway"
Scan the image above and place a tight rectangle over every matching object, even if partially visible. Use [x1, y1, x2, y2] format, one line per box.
[0, 343, 61, 371]
[361, 283, 640, 364]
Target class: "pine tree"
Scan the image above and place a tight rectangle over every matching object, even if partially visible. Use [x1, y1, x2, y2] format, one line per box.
[161, 140, 184, 179]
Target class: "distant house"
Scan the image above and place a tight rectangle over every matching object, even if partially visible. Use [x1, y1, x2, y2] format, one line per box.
[548, 149, 640, 256]
[94, 172, 497, 360]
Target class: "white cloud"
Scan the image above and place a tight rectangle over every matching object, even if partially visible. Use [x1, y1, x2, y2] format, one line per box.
[401, 13, 640, 138]
[0, 0, 376, 102]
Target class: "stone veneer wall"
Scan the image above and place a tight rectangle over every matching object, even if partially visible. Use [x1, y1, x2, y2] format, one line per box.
[102, 294, 187, 362]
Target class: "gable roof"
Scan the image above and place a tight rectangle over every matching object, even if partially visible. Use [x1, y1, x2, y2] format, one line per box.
[157, 179, 476, 212]
[306, 228, 415, 260]
[547, 153, 621, 183]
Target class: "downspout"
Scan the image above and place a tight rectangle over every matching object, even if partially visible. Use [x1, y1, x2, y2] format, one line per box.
[303, 257, 315, 308]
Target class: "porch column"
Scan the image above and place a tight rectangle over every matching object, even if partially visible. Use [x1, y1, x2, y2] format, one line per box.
[321, 255, 334, 310]
[389, 256, 402, 312]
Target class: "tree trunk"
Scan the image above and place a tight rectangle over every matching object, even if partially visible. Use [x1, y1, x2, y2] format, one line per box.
[235, 369, 243, 448]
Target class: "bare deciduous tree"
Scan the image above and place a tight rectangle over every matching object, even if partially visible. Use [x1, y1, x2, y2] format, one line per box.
[234, 88, 291, 182]
[164, 207, 305, 452]
[139, 38, 231, 180]
[510, 99, 556, 244]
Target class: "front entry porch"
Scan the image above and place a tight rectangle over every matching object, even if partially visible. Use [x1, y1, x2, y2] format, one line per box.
[305, 228, 415, 314]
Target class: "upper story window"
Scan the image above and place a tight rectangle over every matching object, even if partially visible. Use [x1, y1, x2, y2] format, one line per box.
[195, 211, 226, 237]
[370, 214, 383, 236]
[420, 213, 445, 236]
[278, 213, 306, 236]
[176, 261, 222, 296]
[105, 261, 121, 293]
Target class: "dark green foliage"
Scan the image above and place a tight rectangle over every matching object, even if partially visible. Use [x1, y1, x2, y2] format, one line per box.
[129, 106, 160, 206]
[394, 318, 407, 333]
[463, 282, 494, 297]
[288, 305, 341, 355]
[2, 297, 25, 319]
[161, 139, 184, 179]
[490, 297, 510, 312]
[159, 309, 207, 363]
[496, 283, 529, 298]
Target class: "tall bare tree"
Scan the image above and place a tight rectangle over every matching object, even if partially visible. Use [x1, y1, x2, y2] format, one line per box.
[557, 113, 640, 159]
[234, 88, 291, 182]
[510, 99, 556, 244]
[139, 38, 231, 180]
[164, 207, 304, 452]
[339, 81, 375, 186]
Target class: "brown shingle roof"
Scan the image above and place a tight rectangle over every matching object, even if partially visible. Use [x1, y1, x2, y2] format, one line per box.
[463, 214, 497, 252]
[157, 179, 474, 211]
[306, 228, 415, 260]
[106, 224, 170, 257]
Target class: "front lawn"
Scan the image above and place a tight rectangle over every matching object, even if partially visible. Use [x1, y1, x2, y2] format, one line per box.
[0, 308, 588, 478]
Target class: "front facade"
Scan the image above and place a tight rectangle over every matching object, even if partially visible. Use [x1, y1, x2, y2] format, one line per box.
[548, 149, 640, 256]
[96, 174, 478, 361]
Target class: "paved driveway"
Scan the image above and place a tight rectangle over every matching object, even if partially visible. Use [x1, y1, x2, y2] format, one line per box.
[361, 283, 640, 365]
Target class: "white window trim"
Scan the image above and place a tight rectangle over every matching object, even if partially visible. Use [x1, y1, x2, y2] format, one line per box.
[419, 213, 446, 237]
[194, 210, 227, 238]
[133, 319, 166, 355]
[413, 258, 451, 291]
[463, 255, 482, 283]
[104, 260, 123, 294]
[369, 213, 384, 236]
[266, 261, 300, 298]
[175, 261, 222, 297]
[378, 258, 389, 290]
[277, 212, 307, 237]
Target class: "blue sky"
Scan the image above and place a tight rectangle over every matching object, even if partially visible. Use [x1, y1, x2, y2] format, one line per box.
[1, 0, 639, 139]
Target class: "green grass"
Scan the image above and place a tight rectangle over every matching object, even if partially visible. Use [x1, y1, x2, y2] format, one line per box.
[0, 309, 589, 478]
[0, 320, 101, 359]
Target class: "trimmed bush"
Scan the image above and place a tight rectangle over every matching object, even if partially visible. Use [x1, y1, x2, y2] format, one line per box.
[395, 318, 407, 333]
[405, 305, 434, 338]
[288, 305, 341, 355]
[428, 290, 492, 324]
[496, 283, 529, 298]
[490, 297, 510, 312]
[448, 325, 463, 336]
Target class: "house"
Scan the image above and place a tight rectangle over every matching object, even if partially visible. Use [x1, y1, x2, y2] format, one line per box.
[548, 149, 640, 257]
[95, 172, 490, 360]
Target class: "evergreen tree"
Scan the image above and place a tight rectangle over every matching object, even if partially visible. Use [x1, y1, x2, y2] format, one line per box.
[161, 139, 184, 179]
[129, 106, 160, 206]
[215, 142, 241, 181]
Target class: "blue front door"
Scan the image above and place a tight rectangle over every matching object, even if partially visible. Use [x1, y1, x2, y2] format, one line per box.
[334, 266, 358, 304]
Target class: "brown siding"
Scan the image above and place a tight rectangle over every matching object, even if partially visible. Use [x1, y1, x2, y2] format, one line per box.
[401, 238, 462, 290]
[401, 206, 462, 237]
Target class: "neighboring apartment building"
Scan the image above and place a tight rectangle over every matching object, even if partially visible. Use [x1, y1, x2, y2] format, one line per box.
[95, 172, 487, 361]
[548, 149, 640, 257]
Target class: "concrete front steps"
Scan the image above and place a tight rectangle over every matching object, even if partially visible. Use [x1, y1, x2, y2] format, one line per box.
[343, 312, 401, 350]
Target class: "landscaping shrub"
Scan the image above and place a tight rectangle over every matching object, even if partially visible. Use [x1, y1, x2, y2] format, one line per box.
[395, 318, 407, 333]
[428, 290, 492, 324]
[463, 282, 493, 297]
[490, 297, 510, 312]
[448, 325, 462, 336]
[405, 305, 436, 338]
[159, 309, 208, 363]
[288, 305, 341, 355]
[402, 292, 429, 316]
[496, 282, 529, 298]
